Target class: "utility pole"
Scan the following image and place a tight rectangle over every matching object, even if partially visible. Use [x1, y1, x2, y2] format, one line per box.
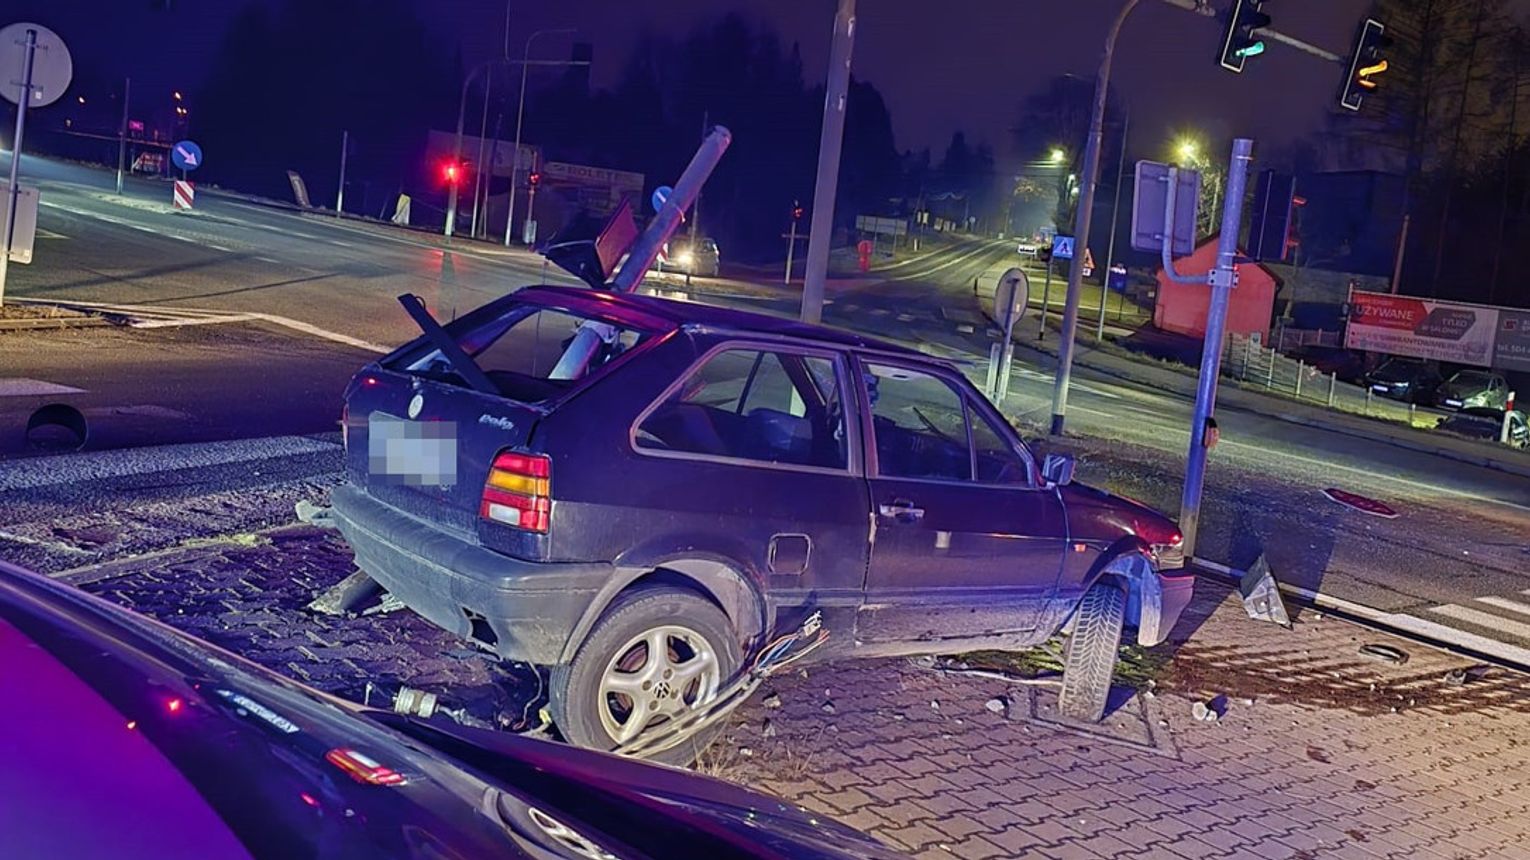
[115, 77, 130, 195]
[1048, 0, 1137, 433]
[1179, 138, 1254, 558]
[799, 0, 856, 324]
[335, 130, 349, 214]
[1048, 0, 1211, 435]
[1096, 110, 1128, 340]
[506, 28, 576, 247]
[469, 73, 493, 239]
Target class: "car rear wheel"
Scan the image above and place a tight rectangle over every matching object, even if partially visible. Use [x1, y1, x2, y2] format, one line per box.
[551, 586, 740, 766]
[1058, 582, 1125, 723]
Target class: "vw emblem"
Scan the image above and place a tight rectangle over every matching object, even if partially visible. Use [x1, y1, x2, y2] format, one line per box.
[407, 394, 424, 419]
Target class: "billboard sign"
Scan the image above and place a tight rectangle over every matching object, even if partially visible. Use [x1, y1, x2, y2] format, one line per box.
[1495, 309, 1530, 373]
[1344, 291, 1497, 367]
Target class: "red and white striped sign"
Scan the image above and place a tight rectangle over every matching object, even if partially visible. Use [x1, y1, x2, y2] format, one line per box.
[173, 180, 195, 210]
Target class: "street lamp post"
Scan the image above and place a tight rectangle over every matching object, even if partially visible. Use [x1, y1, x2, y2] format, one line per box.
[505, 28, 575, 247]
[1096, 110, 1129, 339]
[1047, 0, 1211, 436]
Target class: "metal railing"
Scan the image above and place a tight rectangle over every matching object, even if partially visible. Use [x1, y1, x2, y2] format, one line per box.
[1270, 325, 1341, 352]
[1222, 334, 1425, 427]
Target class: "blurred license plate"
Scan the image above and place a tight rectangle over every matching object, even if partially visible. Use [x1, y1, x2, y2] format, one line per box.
[368, 413, 457, 487]
[1445, 399, 1463, 408]
[1370, 384, 1388, 394]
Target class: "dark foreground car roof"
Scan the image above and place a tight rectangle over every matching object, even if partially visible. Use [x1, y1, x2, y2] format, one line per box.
[0, 559, 903, 860]
[510, 285, 926, 358]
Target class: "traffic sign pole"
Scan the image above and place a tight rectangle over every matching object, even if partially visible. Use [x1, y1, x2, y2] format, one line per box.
[1179, 138, 1254, 559]
[0, 27, 38, 307]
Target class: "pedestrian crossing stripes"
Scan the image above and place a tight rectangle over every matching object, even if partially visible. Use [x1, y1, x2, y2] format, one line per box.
[1429, 602, 1530, 640]
[0, 378, 86, 398]
[1475, 596, 1530, 619]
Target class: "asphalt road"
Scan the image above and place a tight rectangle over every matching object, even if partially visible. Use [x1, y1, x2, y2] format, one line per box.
[3, 154, 1529, 660]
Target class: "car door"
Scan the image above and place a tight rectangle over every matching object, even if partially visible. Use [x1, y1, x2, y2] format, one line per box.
[852, 356, 1067, 647]
[618, 341, 870, 638]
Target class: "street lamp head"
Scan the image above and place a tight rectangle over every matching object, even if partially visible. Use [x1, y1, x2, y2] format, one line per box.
[1049, 147, 1066, 164]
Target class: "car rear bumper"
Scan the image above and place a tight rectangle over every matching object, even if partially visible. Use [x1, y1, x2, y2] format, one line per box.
[1136, 569, 1195, 647]
[330, 484, 611, 665]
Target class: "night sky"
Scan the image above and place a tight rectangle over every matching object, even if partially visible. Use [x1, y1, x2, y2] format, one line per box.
[14, 1, 1530, 167]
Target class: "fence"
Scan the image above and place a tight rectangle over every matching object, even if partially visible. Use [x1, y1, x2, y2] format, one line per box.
[1269, 325, 1342, 353]
[1222, 333, 1425, 427]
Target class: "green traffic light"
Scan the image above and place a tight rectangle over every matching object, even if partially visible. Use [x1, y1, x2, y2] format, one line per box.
[1235, 40, 1266, 59]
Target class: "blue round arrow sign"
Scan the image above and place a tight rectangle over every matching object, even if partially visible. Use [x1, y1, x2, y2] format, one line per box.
[171, 140, 203, 172]
[650, 185, 673, 214]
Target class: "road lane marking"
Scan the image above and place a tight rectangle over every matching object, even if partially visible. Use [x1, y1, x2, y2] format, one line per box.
[1475, 596, 1530, 619]
[1219, 437, 1530, 515]
[896, 313, 915, 322]
[0, 379, 87, 397]
[1429, 604, 1530, 639]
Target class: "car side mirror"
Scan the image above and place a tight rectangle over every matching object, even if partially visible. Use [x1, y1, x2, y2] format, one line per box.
[1041, 453, 1075, 486]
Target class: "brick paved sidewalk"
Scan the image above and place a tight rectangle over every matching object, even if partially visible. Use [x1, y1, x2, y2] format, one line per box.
[715, 583, 1530, 860]
[59, 525, 1530, 859]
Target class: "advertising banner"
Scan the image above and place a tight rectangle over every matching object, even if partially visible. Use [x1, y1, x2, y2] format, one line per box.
[1494, 309, 1530, 373]
[1345, 291, 1498, 367]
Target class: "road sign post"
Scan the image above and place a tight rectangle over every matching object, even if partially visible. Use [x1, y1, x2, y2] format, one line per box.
[1178, 138, 1254, 558]
[115, 77, 130, 195]
[1037, 261, 1053, 341]
[0, 23, 72, 307]
[992, 267, 1029, 405]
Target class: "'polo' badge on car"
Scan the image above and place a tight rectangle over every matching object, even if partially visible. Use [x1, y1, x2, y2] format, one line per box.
[407, 394, 424, 419]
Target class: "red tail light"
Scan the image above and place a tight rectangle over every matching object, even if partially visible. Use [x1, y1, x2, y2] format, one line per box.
[481, 451, 552, 533]
[326, 748, 406, 786]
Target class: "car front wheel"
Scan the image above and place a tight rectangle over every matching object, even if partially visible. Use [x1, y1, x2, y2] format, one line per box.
[551, 586, 740, 766]
[1058, 582, 1126, 723]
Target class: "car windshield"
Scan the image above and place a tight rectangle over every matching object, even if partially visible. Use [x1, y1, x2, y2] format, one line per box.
[1450, 371, 1494, 386]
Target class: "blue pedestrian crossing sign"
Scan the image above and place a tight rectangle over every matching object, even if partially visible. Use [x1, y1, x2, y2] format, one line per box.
[1051, 235, 1075, 260]
[171, 140, 203, 172]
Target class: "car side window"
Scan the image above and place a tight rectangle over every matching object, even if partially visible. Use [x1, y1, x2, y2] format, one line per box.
[635, 348, 847, 470]
[864, 363, 971, 481]
[969, 405, 1030, 485]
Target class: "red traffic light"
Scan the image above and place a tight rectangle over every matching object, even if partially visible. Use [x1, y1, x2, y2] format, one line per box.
[441, 162, 462, 184]
[528, 172, 541, 187]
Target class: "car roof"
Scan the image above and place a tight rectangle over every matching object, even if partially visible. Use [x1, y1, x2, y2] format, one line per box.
[515, 285, 929, 359]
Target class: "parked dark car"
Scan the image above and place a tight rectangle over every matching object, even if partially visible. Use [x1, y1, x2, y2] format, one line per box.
[1434, 370, 1510, 411]
[332, 286, 1192, 760]
[1284, 344, 1364, 383]
[656, 236, 721, 277]
[0, 558, 904, 860]
[1365, 357, 1443, 405]
[1435, 407, 1528, 449]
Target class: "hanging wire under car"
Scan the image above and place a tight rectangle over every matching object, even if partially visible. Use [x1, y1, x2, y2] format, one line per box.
[615, 611, 828, 760]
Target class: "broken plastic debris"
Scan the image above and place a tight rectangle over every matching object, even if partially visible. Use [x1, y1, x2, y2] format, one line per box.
[762, 692, 783, 709]
[1444, 665, 1490, 686]
[1239, 555, 1292, 628]
[985, 697, 1008, 714]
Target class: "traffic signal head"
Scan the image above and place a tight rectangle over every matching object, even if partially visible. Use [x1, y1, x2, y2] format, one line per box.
[1219, 0, 1271, 74]
[1340, 18, 1391, 111]
[792, 201, 804, 221]
[441, 161, 462, 184]
[528, 171, 541, 187]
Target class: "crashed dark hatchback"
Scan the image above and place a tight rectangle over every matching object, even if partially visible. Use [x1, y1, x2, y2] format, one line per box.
[0, 558, 907, 860]
[332, 285, 1192, 759]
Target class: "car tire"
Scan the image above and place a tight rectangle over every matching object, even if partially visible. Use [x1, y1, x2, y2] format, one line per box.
[551, 586, 741, 766]
[1058, 581, 1126, 723]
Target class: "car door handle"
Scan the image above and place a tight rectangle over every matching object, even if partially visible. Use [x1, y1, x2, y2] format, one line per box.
[878, 501, 925, 521]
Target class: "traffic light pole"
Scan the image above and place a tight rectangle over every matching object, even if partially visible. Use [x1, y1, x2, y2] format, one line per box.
[800, 0, 856, 325]
[1179, 138, 1253, 559]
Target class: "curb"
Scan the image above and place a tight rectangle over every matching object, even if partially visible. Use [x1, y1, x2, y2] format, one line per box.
[967, 274, 1530, 480]
[1191, 559, 1530, 675]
